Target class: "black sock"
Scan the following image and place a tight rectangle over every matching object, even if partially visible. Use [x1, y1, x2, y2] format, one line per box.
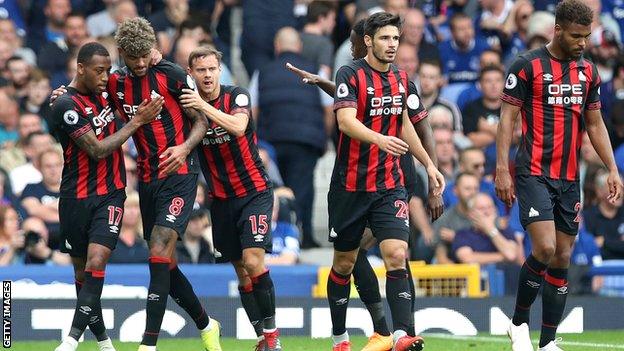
[75, 279, 109, 341]
[327, 267, 351, 336]
[251, 270, 276, 331]
[69, 271, 105, 341]
[142, 257, 171, 346]
[512, 254, 547, 326]
[169, 265, 209, 330]
[386, 269, 412, 333]
[352, 249, 390, 336]
[540, 268, 569, 348]
[405, 259, 416, 336]
[239, 284, 263, 337]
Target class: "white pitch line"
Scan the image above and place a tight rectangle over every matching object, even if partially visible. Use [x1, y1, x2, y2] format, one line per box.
[423, 333, 624, 349]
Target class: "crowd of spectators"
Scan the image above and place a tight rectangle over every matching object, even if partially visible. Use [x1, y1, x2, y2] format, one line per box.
[1, 0, 623, 295]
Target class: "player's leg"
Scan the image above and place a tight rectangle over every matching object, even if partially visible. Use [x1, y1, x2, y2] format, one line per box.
[141, 225, 179, 348]
[370, 188, 423, 351]
[168, 253, 210, 331]
[538, 182, 580, 350]
[353, 231, 393, 351]
[239, 190, 280, 350]
[233, 260, 264, 339]
[538, 231, 574, 350]
[509, 176, 556, 351]
[327, 188, 370, 350]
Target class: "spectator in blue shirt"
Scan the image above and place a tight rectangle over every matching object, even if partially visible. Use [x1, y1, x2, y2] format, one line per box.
[266, 192, 299, 265]
[439, 13, 490, 103]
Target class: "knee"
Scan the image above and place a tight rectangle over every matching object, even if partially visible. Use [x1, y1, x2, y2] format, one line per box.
[383, 247, 407, 271]
[532, 243, 556, 264]
[242, 253, 265, 277]
[86, 255, 107, 271]
[552, 249, 572, 268]
[149, 227, 176, 256]
[332, 253, 357, 275]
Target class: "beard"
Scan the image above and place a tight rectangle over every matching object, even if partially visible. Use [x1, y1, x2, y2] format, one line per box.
[372, 47, 394, 64]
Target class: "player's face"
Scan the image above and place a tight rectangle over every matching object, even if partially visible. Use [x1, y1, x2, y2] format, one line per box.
[350, 30, 367, 60]
[79, 54, 112, 94]
[120, 49, 150, 77]
[365, 25, 400, 64]
[556, 22, 591, 59]
[188, 54, 221, 97]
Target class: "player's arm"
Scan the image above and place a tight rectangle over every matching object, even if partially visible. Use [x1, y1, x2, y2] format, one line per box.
[180, 88, 249, 136]
[159, 106, 209, 175]
[286, 62, 337, 97]
[336, 107, 409, 156]
[75, 98, 163, 160]
[21, 197, 59, 222]
[496, 58, 528, 207]
[495, 101, 520, 206]
[584, 108, 623, 202]
[401, 110, 445, 195]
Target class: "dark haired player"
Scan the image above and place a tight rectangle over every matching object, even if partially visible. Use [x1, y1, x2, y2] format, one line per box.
[51, 42, 162, 351]
[496, 1, 623, 350]
[327, 12, 444, 351]
[179, 46, 282, 351]
[287, 18, 442, 351]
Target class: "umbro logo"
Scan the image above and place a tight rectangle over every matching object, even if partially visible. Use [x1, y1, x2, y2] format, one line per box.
[529, 207, 540, 218]
[85, 107, 93, 115]
[109, 225, 119, 234]
[557, 286, 568, 295]
[117, 92, 124, 99]
[79, 305, 92, 315]
[399, 83, 405, 93]
[335, 298, 348, 305]
[526, 280, 541, 288]
[65, 240, 72, 250]
[150, 90, 162, 99]
[148, 293, 160, 301]
[329, 228, 338, 238]
[367, 87, 375, 95]
[398, 292, 412, 300]
[89, 315, 100, 323]
[166, 214, 177, 223]
[543, 73, 553, 82]
[254, 234, 264, 242]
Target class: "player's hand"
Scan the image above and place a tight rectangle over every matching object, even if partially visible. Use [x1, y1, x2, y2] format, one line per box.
[180, 88, 207, 111]
[133, 96, 164, 125]
[495, 168, 515, 207]
[376, 135, 408, 156]
[159, 144, 191, 176]
[286, 62, 321, 85]
[606, 169, 623, 204]
[149, 48, 163, 66]
[426, 165, 445, 197]
[48, 85, 68, 106]
[427, 191, 444, 221]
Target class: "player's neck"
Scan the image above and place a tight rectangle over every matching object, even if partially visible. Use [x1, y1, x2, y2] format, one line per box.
[69, 79, 91, 96]
[364, 55, 390, 72]
[204, 84, 221, 102]
[545, 42, 571, 61]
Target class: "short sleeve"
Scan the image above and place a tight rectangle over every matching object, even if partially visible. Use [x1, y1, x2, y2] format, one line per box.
[585, 62, 602, 111]
[451, 229, 471, 252]
[407, 80, 428, 124]
[229, 87, 252, 116]
[20, 183, 40, 200]
[334, 66, 358, 110]
[51, 97, 93, 140]
[501, 57, 530, 107]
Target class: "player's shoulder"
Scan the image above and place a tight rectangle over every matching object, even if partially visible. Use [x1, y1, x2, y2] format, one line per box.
[223, 84, 249, 96]
[152, 59, 186, 76]
[337, 59, 362, 75]
[517, 47, 547, 63]
[52, 91, 78, 113]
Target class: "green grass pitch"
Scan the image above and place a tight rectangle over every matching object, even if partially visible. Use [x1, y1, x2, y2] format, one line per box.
[10, 331, 624, 350]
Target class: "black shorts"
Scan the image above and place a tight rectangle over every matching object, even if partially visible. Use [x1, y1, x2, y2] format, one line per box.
[138, 173, 198, 240]
[516, 175, 581, 235]
[327, 186, 410, 252]
[211, 190, 274, 263]
[59, 190, 126, 257]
